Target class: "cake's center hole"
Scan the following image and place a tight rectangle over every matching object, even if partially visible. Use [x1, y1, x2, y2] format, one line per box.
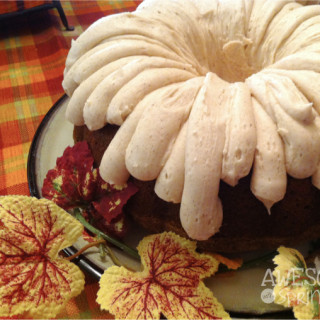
[209, 39, 257, 83]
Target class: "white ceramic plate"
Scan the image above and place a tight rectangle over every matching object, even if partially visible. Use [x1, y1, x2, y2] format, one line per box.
[27, 95, 292, 317]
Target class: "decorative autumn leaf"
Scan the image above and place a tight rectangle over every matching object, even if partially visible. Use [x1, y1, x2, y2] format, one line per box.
[42, 141, 138, 238]
[91, 182, 138, 238]
[97, 232, 230, 320]
[42, 141, 97, 209]
[82, 230, 96, 243]
[273, 246, 320, 320]
[0, 195, 85, 318]
[209, 253, 243, 270]
[56, 140, 93, 172]
[92, 186, 137, 224]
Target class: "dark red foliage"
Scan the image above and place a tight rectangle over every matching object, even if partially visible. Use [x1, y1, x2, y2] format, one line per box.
[42, 141, 97, 209]
[92, 183, 139, 224]
[42, 142, 138, 238]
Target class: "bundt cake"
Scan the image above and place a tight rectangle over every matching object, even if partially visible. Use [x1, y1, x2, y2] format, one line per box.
[63, 0, 320, 251]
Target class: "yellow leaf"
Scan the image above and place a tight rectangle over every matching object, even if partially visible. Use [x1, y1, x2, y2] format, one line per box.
[0, 196, 85, 318]
[273, 246, 320, 320]
[97, 231, 230, 320]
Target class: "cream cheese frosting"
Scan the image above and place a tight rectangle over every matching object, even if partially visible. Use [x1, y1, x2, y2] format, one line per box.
[221, 82, 256, 187]
[64, 0, 320, 241]
[125, 77, 204, 181]
[250, 98, 287, 212]
[180, 73, 225, 240]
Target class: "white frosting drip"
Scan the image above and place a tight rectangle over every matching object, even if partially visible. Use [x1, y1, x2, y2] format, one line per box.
[125, 77, 204, 181]
[66, 56, 144, 126]
[155, 122, 187, 204]
[250, 98, 287, 211]
[83, 62, 195, 130]
[180, 73, 226, 240]
[247, 72, 320, 179]
[221, 82, 256, 186]
[64, 0, 320, 240]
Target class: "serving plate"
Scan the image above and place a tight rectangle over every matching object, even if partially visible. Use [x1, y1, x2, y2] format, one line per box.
[27, 95, 292, 316]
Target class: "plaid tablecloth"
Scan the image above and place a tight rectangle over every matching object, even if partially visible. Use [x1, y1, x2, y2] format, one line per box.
[0, 1, 141, 318]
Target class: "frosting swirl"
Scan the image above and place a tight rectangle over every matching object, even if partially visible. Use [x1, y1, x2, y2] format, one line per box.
[63, 0, 320, 240]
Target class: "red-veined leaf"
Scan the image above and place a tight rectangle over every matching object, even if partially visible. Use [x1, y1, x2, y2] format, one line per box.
[82, 230, 96, 243]
[97, 232, 230, 320]
[0, 196, 85, 318]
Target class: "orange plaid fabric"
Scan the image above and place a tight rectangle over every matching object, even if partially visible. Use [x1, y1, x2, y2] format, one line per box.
[0, 1, 19, 13]
[0, 0, 141, 194]
[0, 1, 53, 16]
[0, 1, 141, 318]
[24, 1, 48, 10]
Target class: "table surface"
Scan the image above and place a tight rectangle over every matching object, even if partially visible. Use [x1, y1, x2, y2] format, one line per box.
[0, 1, 141, 318]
